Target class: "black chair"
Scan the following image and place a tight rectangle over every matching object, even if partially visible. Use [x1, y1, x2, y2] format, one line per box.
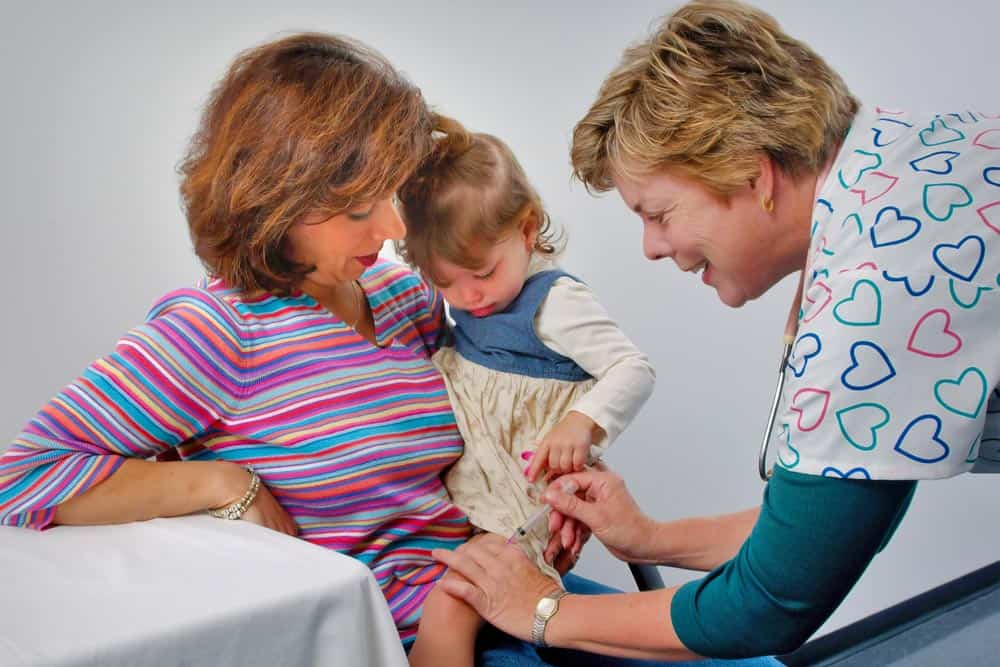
[629, 563, 666, 591]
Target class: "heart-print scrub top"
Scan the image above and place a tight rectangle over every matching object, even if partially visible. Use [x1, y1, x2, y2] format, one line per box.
[776, 105, 1000, 480]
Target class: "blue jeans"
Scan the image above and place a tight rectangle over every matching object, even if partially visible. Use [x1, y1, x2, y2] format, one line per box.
[474, 574, 781, 666]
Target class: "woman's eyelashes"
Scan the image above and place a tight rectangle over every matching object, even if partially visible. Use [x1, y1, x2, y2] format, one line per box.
[347, 206, 375, 221]
[641, 202, 676, 226]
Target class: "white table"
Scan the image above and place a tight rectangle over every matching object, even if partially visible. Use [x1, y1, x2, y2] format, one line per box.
[0, 515, 408, 666]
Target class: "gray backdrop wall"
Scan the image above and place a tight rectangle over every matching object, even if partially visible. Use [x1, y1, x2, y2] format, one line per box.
[2, 0, 996, 638]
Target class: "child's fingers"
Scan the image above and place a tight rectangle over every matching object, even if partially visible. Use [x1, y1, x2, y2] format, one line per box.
[548, 507, 564, 535]
[545, 448, 560, 475]
[572, 523, 586, 557]
[572, 446, 588, 471]
[560, 516, 579, 551]
[544, 533, 561, 564]
[526, 443, 549, 482]
[560, 514, 575, 549]
[558, 448, 573, 474]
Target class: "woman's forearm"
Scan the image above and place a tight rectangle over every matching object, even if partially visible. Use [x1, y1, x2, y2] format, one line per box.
[547, 588, 700, 661]
[651, 507, 759, 571]
[52, 458, 247, 526]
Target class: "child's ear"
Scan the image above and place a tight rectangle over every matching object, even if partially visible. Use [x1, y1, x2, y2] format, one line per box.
[519, 208, 540, 249]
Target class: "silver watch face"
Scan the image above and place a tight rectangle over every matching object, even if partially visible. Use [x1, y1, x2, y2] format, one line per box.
[537, 597, 557, 618]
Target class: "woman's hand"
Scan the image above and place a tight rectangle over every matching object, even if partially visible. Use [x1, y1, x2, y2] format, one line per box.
[542, 466, 660, 565]
[432, 533, 561, 642]
[215, 463, 298, 536]
[241, 483, 299, 536]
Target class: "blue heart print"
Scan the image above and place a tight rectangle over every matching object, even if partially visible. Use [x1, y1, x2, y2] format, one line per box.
[812, 268, 830, 282]
[934, 366, 989, 419]
[948, 278, 992, 309]
[813, 198, 834, 238]
[893, 414, 951, 464]
[870, 206, 922, 248]
[833, 279, 882, 326]
[882, 270, 935, 297]
[821, 466, 872, 479]
[789, 333, 822, 378]
[841, 341, 897, 390]
[919, 118, 965, 147]
[944, 111, 979, 124]
[836, 402, 891, 451]
[922, 183, 973, 221]
[932, 235, 986, 282]
[909, 150, 961, 175]
[985, 167, 1000, 187]
[871, 118, 913, 147]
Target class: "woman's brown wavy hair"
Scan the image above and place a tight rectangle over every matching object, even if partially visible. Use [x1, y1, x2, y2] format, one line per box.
[179, 32, 433, 294]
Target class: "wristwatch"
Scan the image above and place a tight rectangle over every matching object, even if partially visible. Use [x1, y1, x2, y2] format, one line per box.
[531, 589, 569, 647]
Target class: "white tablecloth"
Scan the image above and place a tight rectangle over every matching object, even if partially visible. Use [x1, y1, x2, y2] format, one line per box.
[0, 515, 408, 666]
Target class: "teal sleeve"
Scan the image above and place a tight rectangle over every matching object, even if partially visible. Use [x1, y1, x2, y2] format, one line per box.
[670, 467, 917, 658]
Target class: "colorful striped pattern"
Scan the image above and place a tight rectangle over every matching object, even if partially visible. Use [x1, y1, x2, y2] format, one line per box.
[0, 259, 471, 643]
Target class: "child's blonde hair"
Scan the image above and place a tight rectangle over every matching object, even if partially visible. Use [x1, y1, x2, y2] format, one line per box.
[397, 115, 561, 284]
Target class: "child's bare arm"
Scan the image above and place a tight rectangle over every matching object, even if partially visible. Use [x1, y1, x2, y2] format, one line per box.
[408, 570, 484, 667]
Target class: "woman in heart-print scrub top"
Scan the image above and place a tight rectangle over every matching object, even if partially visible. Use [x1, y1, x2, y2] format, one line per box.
[431, 0, 999, 661]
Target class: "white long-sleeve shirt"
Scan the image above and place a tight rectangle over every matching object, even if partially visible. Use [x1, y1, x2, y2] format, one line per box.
[531, 258, 656, 445]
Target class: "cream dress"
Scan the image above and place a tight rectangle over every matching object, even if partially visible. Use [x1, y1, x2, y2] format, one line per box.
[434, 346, 597, 582]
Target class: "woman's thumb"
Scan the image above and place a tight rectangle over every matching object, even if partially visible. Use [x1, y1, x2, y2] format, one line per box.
[543, 479, 594, 525]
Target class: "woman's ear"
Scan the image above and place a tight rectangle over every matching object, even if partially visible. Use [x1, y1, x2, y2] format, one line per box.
[751, 153, 776, 202]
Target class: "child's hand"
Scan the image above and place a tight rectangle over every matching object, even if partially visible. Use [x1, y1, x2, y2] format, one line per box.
[525, 411, 603, 483]
[545, 505, 590, 574]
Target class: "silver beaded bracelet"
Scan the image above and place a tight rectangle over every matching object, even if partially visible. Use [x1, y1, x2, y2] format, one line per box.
[207, 467, 261, 520]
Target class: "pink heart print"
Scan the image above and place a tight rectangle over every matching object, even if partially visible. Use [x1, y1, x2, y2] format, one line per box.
[790, 387, 831, 432]
[907, 308, 963, 358]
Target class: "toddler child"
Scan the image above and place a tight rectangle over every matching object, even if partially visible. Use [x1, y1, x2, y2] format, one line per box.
[398, 117, 656, 664]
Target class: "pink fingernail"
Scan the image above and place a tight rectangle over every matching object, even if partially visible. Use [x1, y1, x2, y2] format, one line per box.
[521, 451, 534, 461]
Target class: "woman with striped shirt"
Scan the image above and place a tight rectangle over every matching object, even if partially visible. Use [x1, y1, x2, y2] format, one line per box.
[0, 33, 470, 646]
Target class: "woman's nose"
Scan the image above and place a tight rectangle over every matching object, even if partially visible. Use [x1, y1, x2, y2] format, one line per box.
[642, 223, 673, 261]
[375, 204, 407, 242]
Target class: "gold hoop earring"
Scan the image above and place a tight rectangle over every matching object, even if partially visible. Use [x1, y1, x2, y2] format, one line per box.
[761, 196, 774, 213]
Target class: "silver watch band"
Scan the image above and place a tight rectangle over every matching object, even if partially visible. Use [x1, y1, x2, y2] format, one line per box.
[531, 590, 568, 647]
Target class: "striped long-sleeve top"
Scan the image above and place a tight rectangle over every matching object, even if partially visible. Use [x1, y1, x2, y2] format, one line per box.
[0, 259, 471, 643]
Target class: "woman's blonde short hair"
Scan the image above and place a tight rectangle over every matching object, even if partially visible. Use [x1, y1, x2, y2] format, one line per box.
[571, 0, 859, 198]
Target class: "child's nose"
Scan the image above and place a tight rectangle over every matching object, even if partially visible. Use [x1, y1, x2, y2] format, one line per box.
[462, 285, 482, 304]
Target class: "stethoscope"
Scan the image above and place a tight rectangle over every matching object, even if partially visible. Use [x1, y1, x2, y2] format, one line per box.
[757, 272, 805, 481]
